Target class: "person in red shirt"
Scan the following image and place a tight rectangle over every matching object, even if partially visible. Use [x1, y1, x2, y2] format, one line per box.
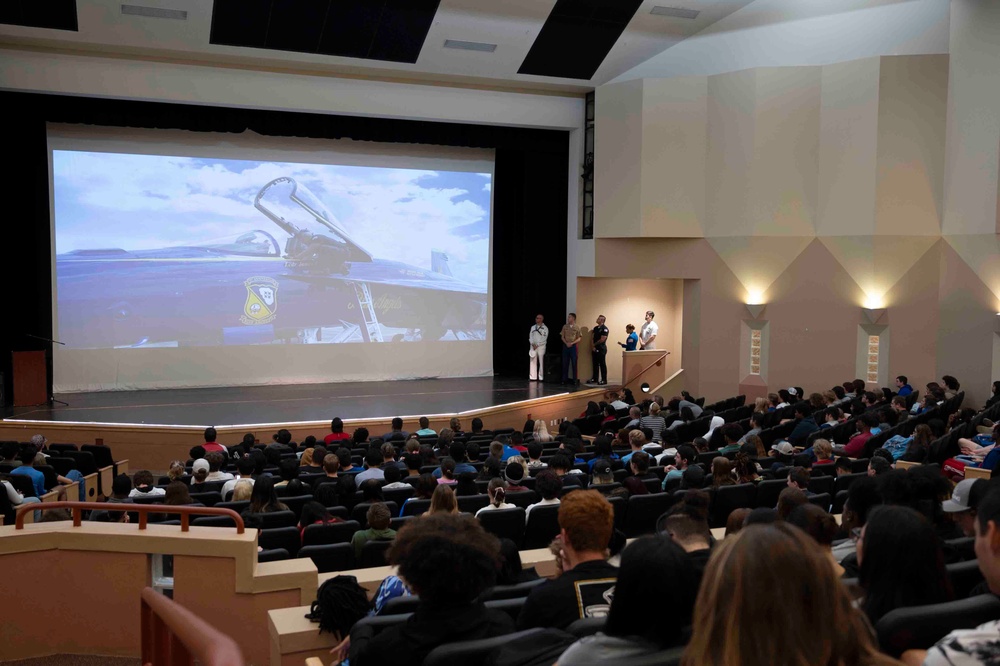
[201, 427, 228, 456]
[323, 417, 351, 446]
[835, 413, 879, 458]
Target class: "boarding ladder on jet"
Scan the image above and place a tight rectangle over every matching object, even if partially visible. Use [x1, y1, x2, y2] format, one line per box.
[349, 281, 383, 342]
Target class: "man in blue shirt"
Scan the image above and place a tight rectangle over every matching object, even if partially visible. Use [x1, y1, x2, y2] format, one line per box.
[431, 442, 477, 478]
[10, 449, 46, 497]
[895, 375, 914, 397]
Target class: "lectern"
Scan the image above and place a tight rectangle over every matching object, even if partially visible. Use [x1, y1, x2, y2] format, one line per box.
[12, 351, 47, 406]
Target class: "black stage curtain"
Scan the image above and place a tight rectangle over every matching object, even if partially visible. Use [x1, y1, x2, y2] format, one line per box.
[0, 92, 568, 402]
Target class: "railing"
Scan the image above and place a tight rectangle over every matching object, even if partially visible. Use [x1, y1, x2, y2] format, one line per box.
[621, 350, 671, 388]
[141, 586, 244, 666]
[14, 501, 245, 533]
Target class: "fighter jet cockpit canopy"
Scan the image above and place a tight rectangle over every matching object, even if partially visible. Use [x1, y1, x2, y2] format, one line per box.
[254, 177, 372, 264]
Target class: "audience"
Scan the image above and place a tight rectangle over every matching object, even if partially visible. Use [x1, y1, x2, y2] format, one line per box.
[525, 471, 562, 520]
[427, 484, 458, 516]
[350, 503, 396, 559]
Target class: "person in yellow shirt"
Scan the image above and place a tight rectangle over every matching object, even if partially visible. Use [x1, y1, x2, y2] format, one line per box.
[561, 313, 582, 385]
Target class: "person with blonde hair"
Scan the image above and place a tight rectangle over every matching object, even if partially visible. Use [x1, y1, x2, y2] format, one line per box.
[813, 438, 835, 465]
[231, 479, 253, 502]
[167, 460, 186, 482]
[427, 484, 458, 516]
[533, 418, 553, 443]
[682, 524, 903, 666]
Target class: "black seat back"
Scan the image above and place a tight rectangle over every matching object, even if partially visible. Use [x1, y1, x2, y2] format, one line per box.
[876, 594, 1000, 657]
[477, 507, 526, 548]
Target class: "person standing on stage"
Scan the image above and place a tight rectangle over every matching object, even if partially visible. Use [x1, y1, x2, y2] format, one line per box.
[618, 324, 638, 352]
[639, 311, 658, 350]
[588, 315, 609, 385]
[561, 313, 582, 385]
[529, 314, 549, 381]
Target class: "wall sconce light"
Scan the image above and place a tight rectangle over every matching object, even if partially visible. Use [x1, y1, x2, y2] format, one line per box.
[861, 308, 886, 325]
[641, 382, 651, 393]
[745, 303, 766, 319]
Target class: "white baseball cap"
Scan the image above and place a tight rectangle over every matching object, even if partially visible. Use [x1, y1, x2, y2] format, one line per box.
[942, 479, 977, 513]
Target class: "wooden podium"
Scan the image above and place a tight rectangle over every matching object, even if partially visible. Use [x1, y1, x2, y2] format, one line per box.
[12, 351, 47, 406]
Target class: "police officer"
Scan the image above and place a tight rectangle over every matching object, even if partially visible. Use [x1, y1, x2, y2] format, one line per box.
[529, 314, 548, 381]
[588, 315, 609, 385]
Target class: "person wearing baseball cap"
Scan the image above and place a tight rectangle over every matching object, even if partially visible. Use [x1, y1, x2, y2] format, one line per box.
[771, 441, 795, 457]
[591, 458, 615, 486]
[944, 478, 990, 537]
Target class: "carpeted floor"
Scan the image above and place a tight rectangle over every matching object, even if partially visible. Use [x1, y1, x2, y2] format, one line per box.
[2, 656, 141, 666]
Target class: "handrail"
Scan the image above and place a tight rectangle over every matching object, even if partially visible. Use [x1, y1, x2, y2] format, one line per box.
[622, 350, 670, 387]
[14, 501, 245, 533]
[141, 587, 244, 666]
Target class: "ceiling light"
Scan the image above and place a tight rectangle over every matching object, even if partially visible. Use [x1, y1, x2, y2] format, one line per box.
[443, 39, 497, 53]
[650, 6, 701, 19]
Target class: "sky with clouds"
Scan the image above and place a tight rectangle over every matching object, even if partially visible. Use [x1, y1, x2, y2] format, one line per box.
[52, 151, 493, 290]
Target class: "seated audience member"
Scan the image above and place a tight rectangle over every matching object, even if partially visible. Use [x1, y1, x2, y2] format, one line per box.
[549, 453, 584, 488]
[621, 430, 647, 466]
[336, 447, 359, 475]
[834, 413, 879, 457]
[166, 460, 186, 482]
[711, 457, 737, 488]
[427, 484, 458, 516]
[351, 502, 396, 559]
[661, 491, 712, 573]
[623, 451, 654, 495]
[788, 504, 843, 577]
[590, 459, 616, 488]
[9, 449, 49, 497]
[733, 452, 760, 484]
[414, 417, 436, 437]
[359, 478, 385, 503]
[868, 456, 891, 477]
[129, 470, 165, 498]
[454, 473, 479, 497]
[477, 456, 503, 482]
[941, 375, 961, 400]
[298, 501, 344, 541]
[381, 417, 409, 442]
[526, 470, 563, 520]
[201, 427, 227, 456]
[188, 459, 211, 491]
[942, 478, 984, 538]
[835, 457, 853, 476]
[245, 476, 288, 515]
[504, 460, 529, 492]
[221, 456, 256, 499]
[431, 442, 477, 479]
[894, 375, 914, 397]
[736, 412, 766, 448]
[162, 481, 194, 506]
[663, 445, 697, 485]
[557, 536, 698, 665]
[398, 474, 436, 515]
[517, 490, 617, 630]
[786, 467, 812, 495]
[681, 465, 707, 490]
[725, 508, 752, 537]
[787, 403, 820, 446]
[324, 418, 351, 445]
[813, 439, 835, 465]
[274, 459, 300, 488]
[204, 452, 234, 482]
[639, 402, 668, 443]
[476, 478, 516, 516]
[90, 474, 134, 522]
[857, 505, 952, 626]
[402, 452, 422, 478]
[337, 513, 514, 666]
[381, 464, 409, 491]
[588, 435, 619, 471]
[820, 407, 842, 430]
[702, 416, 726, 448]
[231, 479, 253, 502]
[717, 424, 744, 455]
[356, 448, 385, 484]
[915, 487, 1000, 665]
[319, 453, 340, 481]
[682, 523, 901, 666]
[776, 487, 808, 520]
[437, 459, 458, 485]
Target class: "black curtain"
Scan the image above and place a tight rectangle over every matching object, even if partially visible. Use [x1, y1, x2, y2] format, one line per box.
[0, 92, 568, 402]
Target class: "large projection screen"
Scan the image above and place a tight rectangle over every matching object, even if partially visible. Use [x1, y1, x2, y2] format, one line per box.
[49, 126, 494, 392]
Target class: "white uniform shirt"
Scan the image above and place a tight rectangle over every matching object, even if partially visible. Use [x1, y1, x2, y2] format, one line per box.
[529, 323, 549, 349]
[639, 321, 658, 349]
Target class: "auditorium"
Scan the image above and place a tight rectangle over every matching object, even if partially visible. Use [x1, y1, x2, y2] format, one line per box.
[2, 1, 1000, 665]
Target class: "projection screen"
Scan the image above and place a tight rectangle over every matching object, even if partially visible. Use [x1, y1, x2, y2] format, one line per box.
[49, 126, 494, 392]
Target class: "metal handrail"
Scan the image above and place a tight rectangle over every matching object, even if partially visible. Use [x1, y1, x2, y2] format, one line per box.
[141, 587, 244, 666]
[14, 501, 245, 533]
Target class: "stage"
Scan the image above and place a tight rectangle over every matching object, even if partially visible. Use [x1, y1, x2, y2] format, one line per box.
[0, 376, 603, 427]
[0, 377, 611, 470]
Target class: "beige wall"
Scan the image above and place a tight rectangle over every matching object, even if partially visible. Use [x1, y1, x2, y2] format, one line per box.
[592, 39, 1000, 408]
[574, 278, 683, 384]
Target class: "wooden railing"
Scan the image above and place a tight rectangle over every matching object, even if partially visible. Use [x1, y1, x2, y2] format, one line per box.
[14, 501, 245, 533]
[141, 587, 244, 666]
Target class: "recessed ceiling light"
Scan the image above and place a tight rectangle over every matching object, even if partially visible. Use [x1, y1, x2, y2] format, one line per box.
[650, 6, 701, 19]
[443, 39, 497, 53]
[121, 4, 188, 20]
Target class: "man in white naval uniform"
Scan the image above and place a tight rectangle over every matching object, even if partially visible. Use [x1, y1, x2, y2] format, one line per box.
[639, 311, 658, 350]
[529, 314, 549, 381]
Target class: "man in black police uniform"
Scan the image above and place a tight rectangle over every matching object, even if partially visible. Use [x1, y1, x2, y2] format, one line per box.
[588, 315, 609, 385]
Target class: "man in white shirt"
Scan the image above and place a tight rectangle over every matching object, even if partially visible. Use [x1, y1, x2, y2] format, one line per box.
[221, 457, 256, 499]
[529, 313, 549, 381]
[639, 311, 658, 350]
[909, 487, 1000, 665]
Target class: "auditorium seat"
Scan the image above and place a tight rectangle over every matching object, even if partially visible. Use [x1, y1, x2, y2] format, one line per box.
[523, 504, 561, 549]
[807, 492, 832, 511]
[477, 507, 526, 547]
[947, 559, 986, 599]
[457, 494, 490, 514]
[624, 493, 677, 537]
[282, 494, 314, 519]
[259, 526, 302, 557]
[807, 475, 835, 496]
[504, 490, 539, 509]
[876, 594, 1000, 658]
[298, 543, 355, 573]
[709, 483, 756, 528]
[834, 472, 867, 494]
[216, 500, 250, 514]
[389, 515, 412, 531]
[753, 479, 787, 508]
[379, 595, 421, 616]
[302, 520, 361, 547]
[566, 616, 606, 638]
[188, 491, 223, 507]
[48, 443, 78, 454]
[191, 515, 238, 528]
[423, 628, 545, 666]
[484, 597, 527, 622]
[832, 490, 849, 515]
[358, 539, 394, 568]
[82, 444, 115, 468]
[47, 457, 75, 477]
[252, 510, 297, 529]
[401, 498, 432, 517]
[383, 486, 415, 506]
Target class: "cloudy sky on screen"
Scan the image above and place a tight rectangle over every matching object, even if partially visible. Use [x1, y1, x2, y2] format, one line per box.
[53, 150, 492, 290]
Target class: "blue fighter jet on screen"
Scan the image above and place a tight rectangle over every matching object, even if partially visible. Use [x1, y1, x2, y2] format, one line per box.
[56, 177, 488, 348]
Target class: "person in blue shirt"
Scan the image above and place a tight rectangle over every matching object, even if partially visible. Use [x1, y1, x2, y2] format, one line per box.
[618, 324, 639, 352]
[10, 448, 46, 497]
[894, 375, 914, 397]
[431, 441, 477, 479]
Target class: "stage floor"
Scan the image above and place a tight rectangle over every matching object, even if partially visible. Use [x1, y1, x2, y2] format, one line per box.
[1, 377, 597, 426]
